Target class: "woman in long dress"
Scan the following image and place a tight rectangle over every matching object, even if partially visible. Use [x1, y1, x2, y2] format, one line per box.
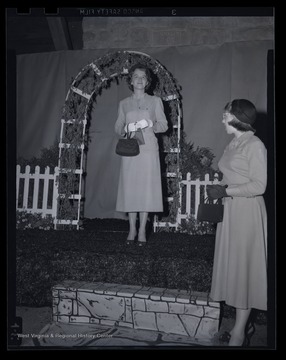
[115, 63, 168, 245]
[207, 99, 267, 346]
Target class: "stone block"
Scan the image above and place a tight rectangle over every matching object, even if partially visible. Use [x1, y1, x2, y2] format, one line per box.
[161, 291, 176, 302]
[59, 290, 76, 299]
[184, 303, 204, 317]
[179, 314, 201, 337]
[133, 311, 157, 331]
[57, 315, 70, 323]
[77, 292, 125, 321]
[146, 299, 168, 313]
[70, 316, 89, 323]
[100, 319, 116, 326]
[169, 302, 185, 314]
[204, 306, 220, 319]
[176, 293, 191, 304]
[90, 317, 100, 324]
[134, 288, 151, 299]
[132, 298, 146, 311]
[58, 298, 72, 316]
[195, 317, 219, 339]
[156, 313, 188, 336]
[118, 321, 133, 328]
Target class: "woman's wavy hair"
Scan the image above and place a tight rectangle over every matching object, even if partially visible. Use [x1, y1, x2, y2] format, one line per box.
[127, 63, 153, 92]
[224, 101, 256, 133]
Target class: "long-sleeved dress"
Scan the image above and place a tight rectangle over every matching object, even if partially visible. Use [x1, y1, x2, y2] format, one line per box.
[210, 131, 268, 311]
[114, 93, 168, 212]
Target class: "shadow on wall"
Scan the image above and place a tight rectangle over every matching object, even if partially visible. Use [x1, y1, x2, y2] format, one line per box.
[254, 111, 274, 213]
[255, 112, 268, 147]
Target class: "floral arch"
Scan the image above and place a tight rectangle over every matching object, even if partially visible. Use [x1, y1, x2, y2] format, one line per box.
[55, 50, 182, 229]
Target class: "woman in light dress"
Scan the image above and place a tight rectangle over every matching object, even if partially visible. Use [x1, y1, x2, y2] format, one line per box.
[115, 63, 168, 245]
[207, 99, 267, 346]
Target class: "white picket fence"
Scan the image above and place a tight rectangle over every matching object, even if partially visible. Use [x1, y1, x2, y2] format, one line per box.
[16, 165, 59, 218]
[16, 165, 221, 230]
[180, 172, 221, 219]
[153, 172, 221, 231]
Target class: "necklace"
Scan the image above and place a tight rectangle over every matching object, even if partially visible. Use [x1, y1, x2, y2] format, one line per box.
[133, 93, 148, 110]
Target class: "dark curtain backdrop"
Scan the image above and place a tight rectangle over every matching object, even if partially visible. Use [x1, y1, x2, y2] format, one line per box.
[16, 41, 273, 219]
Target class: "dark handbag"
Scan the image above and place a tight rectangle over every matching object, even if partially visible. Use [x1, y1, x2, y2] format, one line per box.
[115, 124, 140, 157]
[197, 197, 224, 223]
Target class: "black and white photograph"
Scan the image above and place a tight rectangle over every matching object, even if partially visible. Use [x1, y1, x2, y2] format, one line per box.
[6, 6, 276, 350]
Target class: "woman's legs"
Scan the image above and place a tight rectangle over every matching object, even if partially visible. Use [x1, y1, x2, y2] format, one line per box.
[127, 212, 149, 243]
[138, 212, 148, 243]
[127, 212, 137, 240]
[229, 308, 252, 346]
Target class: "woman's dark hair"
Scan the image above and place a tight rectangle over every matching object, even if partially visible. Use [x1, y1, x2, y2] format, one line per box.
[127, 63, 152, 92]
[224, 101, 256, 133]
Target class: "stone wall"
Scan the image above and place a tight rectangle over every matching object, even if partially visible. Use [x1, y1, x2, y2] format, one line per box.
[53, 280, 220, 341]
[82, 16, 274, 49]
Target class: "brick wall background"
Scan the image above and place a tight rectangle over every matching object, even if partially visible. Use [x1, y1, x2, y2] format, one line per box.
[82, 17, 274, 49]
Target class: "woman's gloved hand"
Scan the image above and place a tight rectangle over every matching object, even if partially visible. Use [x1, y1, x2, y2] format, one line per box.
[146, 119, 153, 128]
[136, 119, 153, 129]
[135, 119, 148, 129]
[207, 184, 229, 199]
[124, 119, 154, 133]
[124, 122, 137, 132]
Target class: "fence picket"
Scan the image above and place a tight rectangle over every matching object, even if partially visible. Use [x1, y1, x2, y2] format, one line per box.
[195, 178, 201, 218]
[186, 172, 191, 217]
[22, 165, 30, 209]
[32, 166, 40, 212]
[41, 167, 50, 216]
[52, 167, 59, 219]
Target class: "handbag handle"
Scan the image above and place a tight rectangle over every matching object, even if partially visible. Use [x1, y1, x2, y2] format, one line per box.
[126, 123, 133, 139]
[203, 196, 222, 204]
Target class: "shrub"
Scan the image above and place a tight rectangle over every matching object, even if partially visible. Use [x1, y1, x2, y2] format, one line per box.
[179, 133, 222, 179]
[178, 216, 216, 235]
[16, 210, 54, 230]
[16, 227, 215, 307]
[17, 139, 59, 172]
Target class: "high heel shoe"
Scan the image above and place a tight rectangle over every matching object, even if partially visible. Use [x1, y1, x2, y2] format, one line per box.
[228, 323, 255, 347]
[219, 331, 231, 344]
[242, 321, 255, 347]
[138, 233, 146, 246]
[126, 234, 137, 245]
[126, 239, 135, 245]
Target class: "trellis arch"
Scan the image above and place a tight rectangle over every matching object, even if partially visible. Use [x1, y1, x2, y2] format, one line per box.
[55, 50, 182, 229]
